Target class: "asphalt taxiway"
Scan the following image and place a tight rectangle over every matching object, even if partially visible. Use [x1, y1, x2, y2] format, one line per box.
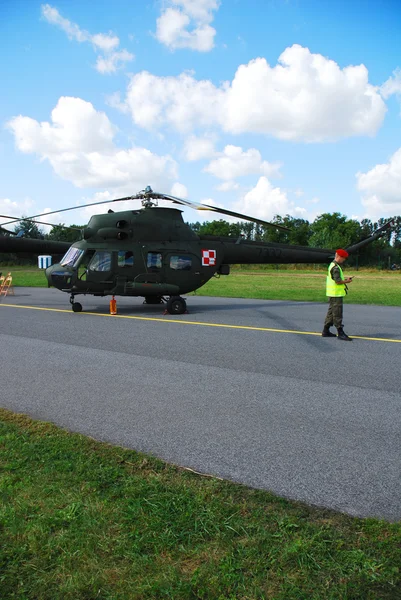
[1, 288, 400, 520]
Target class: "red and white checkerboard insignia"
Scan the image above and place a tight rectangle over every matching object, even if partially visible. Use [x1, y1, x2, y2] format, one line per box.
[201, 249, 216, 266]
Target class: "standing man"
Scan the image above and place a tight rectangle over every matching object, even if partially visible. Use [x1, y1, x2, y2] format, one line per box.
[322, 249, 354, 341]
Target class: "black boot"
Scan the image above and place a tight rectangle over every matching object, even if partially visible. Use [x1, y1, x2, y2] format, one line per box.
[337, 327, 352, 341]
[322, 325, 336, 337]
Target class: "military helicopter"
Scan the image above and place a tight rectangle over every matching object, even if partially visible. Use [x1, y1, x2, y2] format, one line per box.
[0, 186, 392, 314]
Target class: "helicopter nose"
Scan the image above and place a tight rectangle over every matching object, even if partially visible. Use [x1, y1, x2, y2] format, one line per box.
[46, 264, 73, 289]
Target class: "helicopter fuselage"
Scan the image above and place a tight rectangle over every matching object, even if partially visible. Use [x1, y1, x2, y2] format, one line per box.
[45, 207, 225, 299]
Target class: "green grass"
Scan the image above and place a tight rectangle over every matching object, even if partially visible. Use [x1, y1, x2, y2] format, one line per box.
[1, 409, 400, 600]
[192, 270, 401, 306]
[0, 266, 49, 287]
[3, 265, 401, 305]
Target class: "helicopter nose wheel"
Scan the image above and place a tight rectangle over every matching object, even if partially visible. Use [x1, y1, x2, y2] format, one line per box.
[69, 294, 82, 313]
[166, 296, 187, 315]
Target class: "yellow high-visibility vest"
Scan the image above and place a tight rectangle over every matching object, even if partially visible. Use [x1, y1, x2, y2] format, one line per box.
[326, 261, 346, 297]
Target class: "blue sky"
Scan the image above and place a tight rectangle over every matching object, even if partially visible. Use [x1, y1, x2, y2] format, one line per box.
[1, 0, 401, 231]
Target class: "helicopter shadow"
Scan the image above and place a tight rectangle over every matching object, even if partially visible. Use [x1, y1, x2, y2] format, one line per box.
[188, 299, 321, 313]
[0, 292, 33, 298]
[88, 299, 339, 352]
[252, 305, 338, 354]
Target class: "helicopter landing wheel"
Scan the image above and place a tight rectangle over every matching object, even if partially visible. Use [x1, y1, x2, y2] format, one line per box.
[166, 296, 187, 315]
[72, 302, 82, 313]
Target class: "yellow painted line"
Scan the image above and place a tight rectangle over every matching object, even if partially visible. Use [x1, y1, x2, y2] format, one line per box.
[1, 302, 401, 343]
[0, 303, 72, 315]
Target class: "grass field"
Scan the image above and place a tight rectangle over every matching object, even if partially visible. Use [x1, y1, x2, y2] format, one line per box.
[193, 269, 401, 306]
[1, 409, 400, 600]
[1, 265, 401, 598]
[3, 265, 401, 305]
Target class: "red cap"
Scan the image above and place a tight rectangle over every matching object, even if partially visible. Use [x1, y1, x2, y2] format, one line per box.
[336, 249, 349, 258]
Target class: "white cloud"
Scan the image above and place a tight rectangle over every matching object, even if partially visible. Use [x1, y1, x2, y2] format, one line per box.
[216, 181, 240, 192]
[155, 0, 220, 52]
[124, 70, 225, 132]
[174, 0, 220, 22]
[381, 68, 401, 116]
[105, 91, 128, 113]
[95, 50, 134, 75]
[41, 4, 133, 73]
[381, 68, 401, 99]
[170, 182, 188, 198]
[9, 96, 116, 154]
[7, 97, 178, 191]
[222, 46, 386, 140]
[183, 135, 216, 161]
[122, 45, 386, 141]
[0, 197, 34, 227]
[91, 32, 120, 52]
[356, 147, 401, 218]
[79, 190, 124, 222]
[41, 3, 89, 43]
[204, 145, 282, 180]
[233, 177, 307, 222]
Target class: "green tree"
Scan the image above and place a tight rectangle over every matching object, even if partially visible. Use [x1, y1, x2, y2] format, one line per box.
[309, 213, 362, 249]
[187, 221, 202, 234]
[262, 215, 311, 246]
[239, 222, 255, 240]
[14, 218, 44, 239]
[46, 224, 83, 243]
[198, 219, 242, 237]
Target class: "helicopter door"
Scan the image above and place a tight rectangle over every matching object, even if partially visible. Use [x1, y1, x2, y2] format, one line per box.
[86, 250, 115, 290]
[165, 252, 202, 291]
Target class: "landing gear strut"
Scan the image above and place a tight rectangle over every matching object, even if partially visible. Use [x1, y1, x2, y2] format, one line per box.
[166, 296, 187, 315]
[70, 294, 82, 313]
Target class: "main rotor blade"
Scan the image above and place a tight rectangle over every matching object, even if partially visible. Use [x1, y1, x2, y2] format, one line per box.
[0, 215, 82, 231]
[160, 193, 290, 231]
[0, 195, 137, 227]
[1, 186, 290, 232]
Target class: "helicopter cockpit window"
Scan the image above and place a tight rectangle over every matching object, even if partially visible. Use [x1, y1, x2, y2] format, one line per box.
[118, 251, 134, 267]
[60, 247, 84, 268]
[170, 255, 192, 270]
[88, 251, 112, 272]
[147, 252, 162, 271]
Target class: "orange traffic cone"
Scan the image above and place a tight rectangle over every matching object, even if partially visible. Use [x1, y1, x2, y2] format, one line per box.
[110, 295, 117, 315]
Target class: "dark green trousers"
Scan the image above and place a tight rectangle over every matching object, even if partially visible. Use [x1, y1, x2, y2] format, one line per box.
[324, 297, 344, 329]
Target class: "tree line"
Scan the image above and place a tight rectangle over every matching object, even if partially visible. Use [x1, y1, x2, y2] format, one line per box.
[2, 212, 401, 268]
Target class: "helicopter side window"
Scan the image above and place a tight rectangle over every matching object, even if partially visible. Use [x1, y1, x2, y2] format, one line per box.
[60, 247, 84, 268]
[118, 251, 134, 268]
[88, 251, 112, 272]
[147, 252, 162, 271]
[170, 255, 192, 271]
